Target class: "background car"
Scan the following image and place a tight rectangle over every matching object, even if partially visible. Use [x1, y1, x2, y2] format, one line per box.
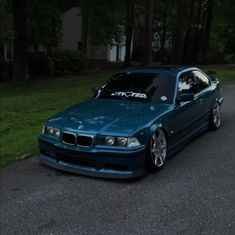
[39, 66, 223, 179]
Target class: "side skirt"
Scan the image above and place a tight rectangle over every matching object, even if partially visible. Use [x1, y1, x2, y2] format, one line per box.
[167, 122, 209, 157]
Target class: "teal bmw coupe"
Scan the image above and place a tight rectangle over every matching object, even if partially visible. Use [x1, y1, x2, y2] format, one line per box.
[39, 66, 223, 178]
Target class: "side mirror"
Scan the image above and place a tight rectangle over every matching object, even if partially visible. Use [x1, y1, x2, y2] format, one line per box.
[92, 87, 100, 95]
[179, 93, 194, 102]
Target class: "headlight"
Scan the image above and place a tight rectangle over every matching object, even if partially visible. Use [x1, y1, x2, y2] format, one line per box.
[127, 137, 141, 147]
[117, 137, 128, 146]
[102, 136, 140, 148]
[105, 136, 115, 145]
[42, 125, 61, 138]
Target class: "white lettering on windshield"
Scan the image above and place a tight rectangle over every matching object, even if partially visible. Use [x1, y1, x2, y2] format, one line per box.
[111, 92, 147, 99]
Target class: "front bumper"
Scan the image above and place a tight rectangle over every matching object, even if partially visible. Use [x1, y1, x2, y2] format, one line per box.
[39, 137, 146, 179]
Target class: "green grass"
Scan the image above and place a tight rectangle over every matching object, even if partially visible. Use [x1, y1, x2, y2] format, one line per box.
[0, 67, 234, 168]
[0, 72, 112, 168]
[199, 65, 235, 83]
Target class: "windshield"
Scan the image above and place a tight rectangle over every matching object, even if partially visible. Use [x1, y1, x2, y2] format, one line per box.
[97, 73, 176, 104]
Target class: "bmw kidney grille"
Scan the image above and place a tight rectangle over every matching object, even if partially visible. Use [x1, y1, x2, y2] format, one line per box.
[62, 132, 93, 147]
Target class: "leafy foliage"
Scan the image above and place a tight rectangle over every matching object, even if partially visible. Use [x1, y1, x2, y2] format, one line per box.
[27, 3, 62, 47]
[0, 0, 13, 42]
[0, 0, 5, 41]
[211, 0, 235, 63]
[53, 50, 87, 74]
[81, 0, 125, 46]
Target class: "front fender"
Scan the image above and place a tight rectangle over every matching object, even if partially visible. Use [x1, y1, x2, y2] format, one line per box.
[147, 120, 169, 143]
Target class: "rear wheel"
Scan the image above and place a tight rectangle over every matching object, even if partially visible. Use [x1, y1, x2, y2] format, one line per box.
[210, 103, 221, 130]
[147, 129, 167, 171]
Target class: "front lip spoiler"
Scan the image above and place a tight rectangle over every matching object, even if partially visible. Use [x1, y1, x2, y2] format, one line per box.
[39, 155, 145, 179]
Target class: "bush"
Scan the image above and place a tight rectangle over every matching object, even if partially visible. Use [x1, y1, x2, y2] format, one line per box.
[52, 50, 87, 75]
[29, 53, 55, 77]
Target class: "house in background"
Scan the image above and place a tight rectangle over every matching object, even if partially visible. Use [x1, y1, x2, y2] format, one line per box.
[1, 7, 129, 65]
[60, 7, 128, 65]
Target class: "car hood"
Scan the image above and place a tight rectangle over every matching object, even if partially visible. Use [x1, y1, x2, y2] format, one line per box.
[47, 99, 172, 134]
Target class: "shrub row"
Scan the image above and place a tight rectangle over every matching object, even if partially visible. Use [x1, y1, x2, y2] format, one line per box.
[0, 50, 87, 81]
[29, 50, 87, 76]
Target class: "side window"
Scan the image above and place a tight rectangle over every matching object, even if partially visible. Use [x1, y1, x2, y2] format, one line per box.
[179, 72, 198, 94]
[193, 71, 211, 92]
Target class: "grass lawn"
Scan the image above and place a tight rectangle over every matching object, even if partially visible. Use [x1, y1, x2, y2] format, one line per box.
[0, 71, 113, 168]
[0, 66, 234, 168]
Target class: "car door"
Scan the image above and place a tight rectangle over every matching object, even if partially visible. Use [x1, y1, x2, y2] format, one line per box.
[192, 70, 214, 125]
[167, 71, 201, 148]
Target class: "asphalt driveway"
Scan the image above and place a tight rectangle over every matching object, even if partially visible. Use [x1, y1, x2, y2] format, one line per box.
[1, 83, 235, 235]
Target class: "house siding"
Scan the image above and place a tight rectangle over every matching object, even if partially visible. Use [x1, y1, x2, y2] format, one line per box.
[60, 8, 82, 51]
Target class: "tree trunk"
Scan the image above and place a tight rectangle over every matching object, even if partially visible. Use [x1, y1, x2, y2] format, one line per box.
[12, 0, 28, 85]
[197, 2, 208, 59]
[171, 0, 188, 64]
[182, 0, 196, 64]
[33, 44, 39, 54]
[125, 0, 134, 67]
[201, 0, 214, 60]
[161, 7, 167, 65]
[143, 0, 154, 66]
[193, 0, 203, 62]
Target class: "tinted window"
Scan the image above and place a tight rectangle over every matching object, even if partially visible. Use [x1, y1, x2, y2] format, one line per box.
[179, 72, 198, 94]
[193, 71, 211, 91]
[97, 73, 176, 104]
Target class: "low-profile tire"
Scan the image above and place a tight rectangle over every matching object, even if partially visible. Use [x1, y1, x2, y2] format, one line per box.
[209, 102, 222, 130]
[147, 129, 167, 171]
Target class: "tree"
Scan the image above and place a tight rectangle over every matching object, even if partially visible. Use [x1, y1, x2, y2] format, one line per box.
[182, 0, 196, 64]
[153, 0, 173, 64]
[12, 0, 28, 84]
[27, 2, 62, 54]
[201, 0, 215, 60]
[143, 0, 154, 65]
[0, 0, 6, 42]
[124, 0, 135, 66]
[81, 0, 123, 47]
[11, 0, 66, 84]
[171, 0, 189, 64]
[208, 0, 235, 63]
[0, 0, 14, 48]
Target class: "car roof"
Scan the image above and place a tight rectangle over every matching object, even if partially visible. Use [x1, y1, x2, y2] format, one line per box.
[119, 66, 194, 76]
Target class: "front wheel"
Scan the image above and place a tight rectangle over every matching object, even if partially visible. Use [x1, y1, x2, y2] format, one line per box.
[147, 129, 167, 171]
[209, 103, 222, 130]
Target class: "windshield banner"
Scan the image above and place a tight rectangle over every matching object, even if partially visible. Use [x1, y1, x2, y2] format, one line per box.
[111, 91, 147, 99]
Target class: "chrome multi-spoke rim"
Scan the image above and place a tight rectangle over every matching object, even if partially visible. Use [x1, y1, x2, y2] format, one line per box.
[150, 130, 167, 167]
[212, 104, 221, 128]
